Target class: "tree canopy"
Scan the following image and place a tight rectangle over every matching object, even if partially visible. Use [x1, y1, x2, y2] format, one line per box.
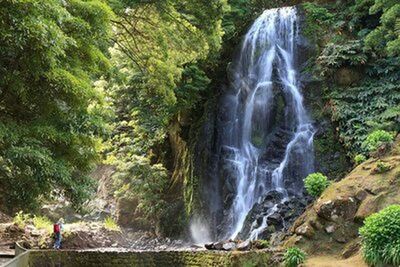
[0, 0, 113, 211]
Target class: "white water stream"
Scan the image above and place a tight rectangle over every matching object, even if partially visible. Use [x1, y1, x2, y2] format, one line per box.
[224, 7, 314, 240]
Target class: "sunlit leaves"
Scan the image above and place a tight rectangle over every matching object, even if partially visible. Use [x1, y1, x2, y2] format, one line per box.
[107, 0, 227, 223]
[0, 0, 113, 211]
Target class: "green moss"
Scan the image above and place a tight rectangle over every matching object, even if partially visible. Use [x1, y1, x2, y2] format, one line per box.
[251, 130, 264, 147]
[313, 126, 351, 180]
[354, 154, 367, 165]
[27, 250, 272, 267]
[376, 161, 391, 173]
[252, 239, 270, 249]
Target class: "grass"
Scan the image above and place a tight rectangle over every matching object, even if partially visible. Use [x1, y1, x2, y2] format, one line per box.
[104, 216, 120, 231]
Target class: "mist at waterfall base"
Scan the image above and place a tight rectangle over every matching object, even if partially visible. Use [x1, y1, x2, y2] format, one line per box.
[191, 6, 314, 243]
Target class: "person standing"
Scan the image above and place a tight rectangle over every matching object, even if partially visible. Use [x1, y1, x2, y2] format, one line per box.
[53, 218, 64, 249]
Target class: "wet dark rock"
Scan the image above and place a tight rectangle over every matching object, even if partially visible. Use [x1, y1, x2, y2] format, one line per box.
[264, 190, 284, 202]
[237, 193, 312, 241]
[205, 240, 238, 251]
[267, 213, 282, 225]
[205, 241, 224, 250]
[334, 67, 362, 86]
[205, 239, 270, 251]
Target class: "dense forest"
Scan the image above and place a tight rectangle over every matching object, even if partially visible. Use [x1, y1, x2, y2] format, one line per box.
[0, 0, 399, 266]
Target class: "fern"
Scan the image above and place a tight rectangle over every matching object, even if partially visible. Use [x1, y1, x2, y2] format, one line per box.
[318, 40, 367, 76]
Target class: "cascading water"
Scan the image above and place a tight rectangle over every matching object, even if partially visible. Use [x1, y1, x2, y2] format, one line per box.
[204, 6, 315, 241]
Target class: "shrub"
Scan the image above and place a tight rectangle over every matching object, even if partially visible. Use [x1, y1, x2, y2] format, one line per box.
[354, 154, 367, 165]
[318, 40, 367, 76]
[304, 173, 330, 197]
[375, 161, 391, 173]
[283, 247, 306, 267]
[360, 205, 400, 266]
[104, 216, 120, 231]
[114, 155, 168, 222]
[13, 211, 30, 228]
[361, 130, 394, 152]
[33, 215, 53, 233]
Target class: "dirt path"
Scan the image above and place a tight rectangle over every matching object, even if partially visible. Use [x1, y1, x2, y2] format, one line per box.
[304, 253, 367, 267]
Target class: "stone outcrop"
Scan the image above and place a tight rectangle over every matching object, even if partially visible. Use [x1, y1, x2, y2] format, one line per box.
[284, 137, 400, 257]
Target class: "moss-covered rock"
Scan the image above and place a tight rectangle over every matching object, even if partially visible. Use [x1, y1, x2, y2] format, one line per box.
[284, 136, 400, 258]
[27, 249, 273, 267]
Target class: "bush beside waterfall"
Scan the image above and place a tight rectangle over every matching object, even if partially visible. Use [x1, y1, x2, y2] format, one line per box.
[360, 205, 400, 266]
[304, 173, 330, 198]
[283, 247, 306, 267]
[354, 154, 367, 165]
[361, 130, 395, 153]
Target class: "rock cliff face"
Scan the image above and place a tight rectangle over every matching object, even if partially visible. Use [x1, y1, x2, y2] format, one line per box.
[284, 137, 400, 258]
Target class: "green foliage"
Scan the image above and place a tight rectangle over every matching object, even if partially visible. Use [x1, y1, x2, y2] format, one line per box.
[318, 40, 367, 76]
[106, 0, 228, 225]
[308, 0, 399, 158]
[222, 0, 291, 42]
[360, 205, 400, 266]
[375, 160, 391, 173]
[354, 154, 367, 165]
[358, 0, 400, 56]
[0, 0, 113, 212]
[331, 72, 400, 155]
[114, 155, 169, 221]
[13, 211, 30, 228]
[302, 2, 335, 42]
[283, 247, 306, 267]
[103, 216, 120, 231]
[222, 0, 250, 41]
[252, 239, 269, 249]
[33, 215, 53, 233]
[14, 212, 52, 232]
[361, 130, 395, 152]
[110, 0, 226, 107]
[304, 173, 330, 198]
[174, 65, 211, 112]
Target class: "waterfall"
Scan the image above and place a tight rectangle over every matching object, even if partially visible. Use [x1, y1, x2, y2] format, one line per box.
[212, 6, 315, 241]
